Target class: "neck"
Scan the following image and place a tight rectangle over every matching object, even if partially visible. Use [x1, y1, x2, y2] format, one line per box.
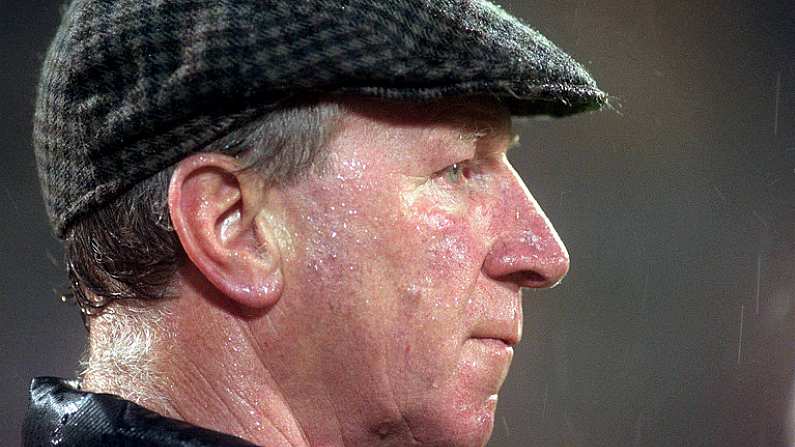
[80, 268, 348, 447]
[156, 319, 311, 447]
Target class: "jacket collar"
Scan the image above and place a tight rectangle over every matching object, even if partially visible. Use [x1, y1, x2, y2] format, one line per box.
[23, 377, 258, 447]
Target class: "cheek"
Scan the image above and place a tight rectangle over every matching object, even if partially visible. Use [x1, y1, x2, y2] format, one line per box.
[387, 188, 492, 374]
[398, 183, 491, 285]
[294, 165, 386, 266]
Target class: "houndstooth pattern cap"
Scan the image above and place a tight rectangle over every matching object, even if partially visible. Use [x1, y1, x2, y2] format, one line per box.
[34, 0, 607, 238]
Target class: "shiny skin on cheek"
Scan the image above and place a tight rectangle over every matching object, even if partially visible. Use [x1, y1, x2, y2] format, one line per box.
[385, 181, 514, 442]
[281, 136, 516, 444]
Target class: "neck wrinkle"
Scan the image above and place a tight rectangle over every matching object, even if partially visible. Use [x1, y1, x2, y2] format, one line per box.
[237, 318, 313, 447]
[153, 302, 309, 447]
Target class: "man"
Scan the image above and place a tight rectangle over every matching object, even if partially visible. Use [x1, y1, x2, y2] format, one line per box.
[24, 0, 605, 446]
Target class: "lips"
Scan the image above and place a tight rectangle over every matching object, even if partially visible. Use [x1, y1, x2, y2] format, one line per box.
[473, 337, 513, 349]
[471, 337, 515, 357]
[466, 286, 523, 348]
[463, 337, 515, 393]
[468, 340, 514, 397]
[469, 319, 521, 348]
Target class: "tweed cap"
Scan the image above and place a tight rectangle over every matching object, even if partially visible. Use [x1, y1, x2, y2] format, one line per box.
[34, 0, 606, 238]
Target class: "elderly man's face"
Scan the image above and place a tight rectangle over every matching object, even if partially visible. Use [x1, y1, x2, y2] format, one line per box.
[256, 98, 569, 446]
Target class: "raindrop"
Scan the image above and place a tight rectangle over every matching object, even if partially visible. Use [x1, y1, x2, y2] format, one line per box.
[737, 304, 744, 365]
[50, 425, 64, 446]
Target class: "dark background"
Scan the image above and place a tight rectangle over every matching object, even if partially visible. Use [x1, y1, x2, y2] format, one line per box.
[2, 1, 793, 446]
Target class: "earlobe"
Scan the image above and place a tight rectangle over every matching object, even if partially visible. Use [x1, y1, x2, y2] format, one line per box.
[168, 153, 284, 311]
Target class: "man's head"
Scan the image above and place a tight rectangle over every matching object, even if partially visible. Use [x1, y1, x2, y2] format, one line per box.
[69, 96, 567, 446]
[35, 1, 604, 445]
[167, 96, 568, 445]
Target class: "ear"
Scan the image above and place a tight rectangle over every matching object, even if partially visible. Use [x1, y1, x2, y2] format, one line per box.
[168, 153, 284, 310]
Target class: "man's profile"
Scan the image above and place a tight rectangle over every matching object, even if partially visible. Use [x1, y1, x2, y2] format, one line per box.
[24, 1, 605, 446]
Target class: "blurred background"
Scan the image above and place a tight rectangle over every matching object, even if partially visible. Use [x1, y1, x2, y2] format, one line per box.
[1, 0, 793, 446]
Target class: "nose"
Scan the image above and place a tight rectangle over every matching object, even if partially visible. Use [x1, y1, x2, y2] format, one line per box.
[482, 171, 570, 290]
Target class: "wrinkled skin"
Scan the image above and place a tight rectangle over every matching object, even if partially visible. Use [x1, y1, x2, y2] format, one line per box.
[250, 98, 570, 447]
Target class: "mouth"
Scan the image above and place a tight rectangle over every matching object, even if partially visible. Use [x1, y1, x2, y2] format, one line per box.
[467, 296, 523, 349]
[470, 337, 515, 355]
[459, 334, 517, 397]
[469, 330, 520, 349]
[464, 337, 515, 392]
[473, 337, 512, 346]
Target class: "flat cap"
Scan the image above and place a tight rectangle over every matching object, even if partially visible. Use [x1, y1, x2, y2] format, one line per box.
[34, 0, 607, 238]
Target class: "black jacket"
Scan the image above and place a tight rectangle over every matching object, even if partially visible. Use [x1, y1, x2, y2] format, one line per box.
[23, 377, 259, 446]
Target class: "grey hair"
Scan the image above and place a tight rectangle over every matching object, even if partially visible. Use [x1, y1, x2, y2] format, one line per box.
[78, 303, 174, 408]
[70, 99, 342, 394]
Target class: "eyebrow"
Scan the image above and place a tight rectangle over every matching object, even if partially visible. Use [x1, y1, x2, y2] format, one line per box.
[458, 127, 491, 144]
[458, 128, 520, 156]
[427, 103, 515, 155]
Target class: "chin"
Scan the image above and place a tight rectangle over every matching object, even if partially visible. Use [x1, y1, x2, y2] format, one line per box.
[402, 390, 498, 447]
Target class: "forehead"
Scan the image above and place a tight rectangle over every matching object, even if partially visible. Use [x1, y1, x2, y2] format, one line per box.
[326, 97, 514, 172]
[336, 96, 512, 138]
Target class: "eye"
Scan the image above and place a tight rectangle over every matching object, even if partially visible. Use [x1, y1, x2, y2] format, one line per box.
[442, 163, 472, 184]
